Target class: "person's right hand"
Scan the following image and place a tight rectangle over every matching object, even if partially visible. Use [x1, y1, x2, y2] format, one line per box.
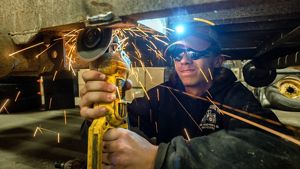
[79, 70, 119, 120]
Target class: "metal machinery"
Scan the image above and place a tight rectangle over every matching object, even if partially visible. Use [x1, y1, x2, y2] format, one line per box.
[0, 0, 299, 78]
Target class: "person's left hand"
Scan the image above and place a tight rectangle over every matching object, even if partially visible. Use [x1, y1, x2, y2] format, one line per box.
[102, 128, 158, 169]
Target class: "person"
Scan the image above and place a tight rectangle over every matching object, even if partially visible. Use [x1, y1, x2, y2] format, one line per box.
[79, 27, 300, 169]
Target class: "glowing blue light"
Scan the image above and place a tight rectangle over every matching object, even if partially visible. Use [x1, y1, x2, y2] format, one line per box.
[175, 25, 184, 34]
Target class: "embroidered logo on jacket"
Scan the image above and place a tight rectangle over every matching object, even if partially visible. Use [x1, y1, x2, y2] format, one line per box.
[199, 104, 219, 130]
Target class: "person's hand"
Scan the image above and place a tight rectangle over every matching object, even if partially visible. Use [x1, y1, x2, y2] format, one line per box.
[79, 70, 132, 120]
[102, 128, 158, 169]
[79, 70, 114, 119]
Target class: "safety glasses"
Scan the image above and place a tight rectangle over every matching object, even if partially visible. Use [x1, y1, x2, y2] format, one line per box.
[169, 47, 216, 61]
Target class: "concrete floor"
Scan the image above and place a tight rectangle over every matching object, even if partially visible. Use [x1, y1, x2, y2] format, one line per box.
[0, 108, 86, 169]
[0, 108, 299, 169]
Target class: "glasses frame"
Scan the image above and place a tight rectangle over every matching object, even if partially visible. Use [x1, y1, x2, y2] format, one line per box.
[170, 47, 217, 61]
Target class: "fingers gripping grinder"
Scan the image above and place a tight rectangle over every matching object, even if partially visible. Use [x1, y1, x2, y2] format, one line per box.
[77, 28, 131, 169]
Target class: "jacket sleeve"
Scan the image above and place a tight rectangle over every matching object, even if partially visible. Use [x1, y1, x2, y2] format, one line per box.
[154, 129, 300, 169]
[128, 94, 157, 140]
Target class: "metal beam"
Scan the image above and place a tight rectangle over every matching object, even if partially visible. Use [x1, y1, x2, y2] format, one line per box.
[255, 26, 300, 58]
[168, 0, 300, 27]
[1, 0, 292, 44]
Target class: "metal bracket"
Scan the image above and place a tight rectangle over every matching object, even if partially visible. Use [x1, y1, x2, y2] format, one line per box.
[86, 11, 113, 24]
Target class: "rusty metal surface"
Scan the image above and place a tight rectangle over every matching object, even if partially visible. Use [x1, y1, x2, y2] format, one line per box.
[0, 35, 57, 77]
[0, 0, 233, 77]
[0, 0, 85, 44]
[0, 0, 299, 77]
[2, 0, 294, 44]
[1, 0, 299, 43]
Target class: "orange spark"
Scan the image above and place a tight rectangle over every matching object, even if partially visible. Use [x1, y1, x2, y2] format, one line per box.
[154, 50, 166, 62]
[132, 42, 142, 58]
[130, 67, 140, 85]
[184, 128, 191, 141]
[166, 84, 300, 146]
[63, 29, 79, 37]
[4, 107, 10, 114]
[33, 127, 41, 137]
[197, 66, 209, 83]
[129, 29, 141, 37]
[0, 99, 9, 113]
[53, 37, 64, 41]
[123, 42, 129, 50]
[57, 133, 60, 143]
[146, 44, 155, 53]
[136, 27, 148, 37]
[65, 35, 77, 46]
[75, 28, 84, 33]
[63, 34, 77, 37]
[33, 127, 44, 137]
[208, 68, 213, 80]
[52, 71, 58, 81]
[118, 37, 129, 49]
[69, 64, 76, 76]
[149, 60, 153, 66]
[15, 91, 21, 102]
[64, 110, 67, 125]
[162, 27, 174, 32]
[149, 40, 158, 50]
[155, 121, 158, 133]
[145, 68, 153, 82]
[42, 66, 46, 73]
[66, 44, 76, 70]
[221, 104, 283, 126]
[139, 81, 150, 100]
[153, 34, 170, 42]
[146, 44, 166, 62]
[127, 30, 134, 37]
[221, 109, 300, 146]
[167, 88, 202, 131]
[137, 59, 146, 70]
[119, 29, 126, 37]
[35, 42, 57, 59]
[131, 93, 135, 100]
[153, 36, 169, 46]
[193, 18, 215, 26]
[206, 90, 213, 98]
[159, 84, 289, 130]
[156, 89, 160, 102]
[9, 42, 45, 57]
[136, 25, 156, 33]
[33, 126, 61, 143]
[71, 37, 77, 43]
[48, 97, 52, 110]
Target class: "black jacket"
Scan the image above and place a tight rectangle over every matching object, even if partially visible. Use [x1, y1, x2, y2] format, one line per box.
[155, 128, 300, 169]
[126, 67, 299, 169]
[128, 67, 284, 144]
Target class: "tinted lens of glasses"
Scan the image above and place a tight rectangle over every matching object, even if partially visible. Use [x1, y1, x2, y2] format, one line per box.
[171, 48, 213, 61]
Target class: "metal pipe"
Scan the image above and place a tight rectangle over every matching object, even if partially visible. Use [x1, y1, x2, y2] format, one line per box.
[254, 51, 300, 69]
